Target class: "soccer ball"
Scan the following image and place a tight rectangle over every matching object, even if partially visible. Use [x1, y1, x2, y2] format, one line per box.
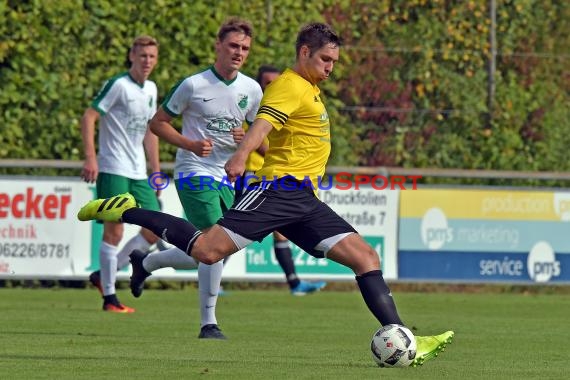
[370, 324, 417, 368]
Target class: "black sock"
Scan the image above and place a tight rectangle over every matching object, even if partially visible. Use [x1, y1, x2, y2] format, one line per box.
[122, 208, 201, 255]
[274, 240, 300, 289]
[103, 294, 120, 305]
[356, 270, 404, 326]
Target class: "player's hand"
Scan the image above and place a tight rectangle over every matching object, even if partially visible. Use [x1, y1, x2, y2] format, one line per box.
[232, 127, 245, 144]
[191, 139, 213, 157]
[225, 154, 246, 183]
[81, 158, 98, 183]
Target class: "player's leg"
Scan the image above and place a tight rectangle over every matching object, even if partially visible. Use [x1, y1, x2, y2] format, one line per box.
[117, 180, 179, 297]
[99, 221, 133, 312]
[176, 179, 231, 339]
[90, 226, 158, 296]
[272, 232, 299, 288]
[93, 173, 134, 313]
[329, 235, 454, 365]
[116, 179, 161, 266]
[324, 234, 454, 366]
[128, 179, 212, 298]
[78, 192, 205, 270]
[326, 233, 404, 326]
[284, 198, 454, 366]
[272, 231, 326, 295]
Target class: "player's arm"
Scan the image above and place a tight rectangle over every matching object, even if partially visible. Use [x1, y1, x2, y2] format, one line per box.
[149, 107, 212, 157]
[80, 107, 100, 183]
[143, 127, 160, 173]
[256, 140, 269, 157]
[143, 125, 161, 195]
[225, 119, 273, 182]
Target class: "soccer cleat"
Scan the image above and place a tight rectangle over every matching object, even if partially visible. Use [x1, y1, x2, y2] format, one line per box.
[77, 192, 138, 222]
[411, 330, 454, 367]
[198, 324, 227, 340]
[89, 270, 103, 295]
[103, 303, 135, 314]
[291, 280, 327, 296]
[129, 249, 151, 298]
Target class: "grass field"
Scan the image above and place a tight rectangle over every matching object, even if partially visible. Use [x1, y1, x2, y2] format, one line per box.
[0, 286, 567, 379]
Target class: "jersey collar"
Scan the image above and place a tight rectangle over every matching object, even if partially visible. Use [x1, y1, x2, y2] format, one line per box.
[210, 65, 238, 86]
[127, 71, 145, 88]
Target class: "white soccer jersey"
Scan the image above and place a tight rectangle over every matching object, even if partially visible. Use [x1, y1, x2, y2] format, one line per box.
[163, 66, 263, 182]
[91, 72, 158, 179]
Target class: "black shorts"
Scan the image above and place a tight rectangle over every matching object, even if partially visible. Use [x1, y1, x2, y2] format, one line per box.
[218, 178, 357, 258]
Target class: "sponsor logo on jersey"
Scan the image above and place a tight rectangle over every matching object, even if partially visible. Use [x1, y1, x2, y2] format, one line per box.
[206, 117, 240, 133]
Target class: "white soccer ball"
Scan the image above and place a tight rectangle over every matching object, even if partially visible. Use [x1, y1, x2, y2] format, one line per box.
[370, 324, 417, 368]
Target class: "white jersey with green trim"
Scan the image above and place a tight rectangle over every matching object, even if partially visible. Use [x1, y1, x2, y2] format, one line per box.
[91, 72, 158, 180]
[163, 66, 263, 182]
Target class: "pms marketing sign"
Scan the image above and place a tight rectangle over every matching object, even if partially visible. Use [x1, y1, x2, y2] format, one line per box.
[398, 188, 570, 284]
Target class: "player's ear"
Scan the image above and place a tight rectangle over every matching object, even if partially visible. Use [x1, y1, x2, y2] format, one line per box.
[128, 47, 136, 65]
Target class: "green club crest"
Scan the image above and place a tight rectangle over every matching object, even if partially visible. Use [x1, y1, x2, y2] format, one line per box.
[238, 94, 248, 109]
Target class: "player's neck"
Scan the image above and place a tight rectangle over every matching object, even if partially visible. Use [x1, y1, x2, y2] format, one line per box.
[292, 65, 316, 85]
[128, 68, 147, 85]
[213, 63, 238, 81]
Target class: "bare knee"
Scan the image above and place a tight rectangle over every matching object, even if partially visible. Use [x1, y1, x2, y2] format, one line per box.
[361, 246, 380, 268]
[190, 227, 237, 265]
[327, 234, 380, 275]
[192, 245, 220, 265]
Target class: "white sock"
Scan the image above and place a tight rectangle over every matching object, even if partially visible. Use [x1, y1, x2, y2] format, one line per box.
[116, 233, 151, 270]
[199, 261, 224, 327]
[143, 246, 198, 272]
[100, 241, 118, 296]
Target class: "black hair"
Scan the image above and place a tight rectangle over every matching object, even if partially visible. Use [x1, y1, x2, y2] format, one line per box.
[295, 23, 341, 57]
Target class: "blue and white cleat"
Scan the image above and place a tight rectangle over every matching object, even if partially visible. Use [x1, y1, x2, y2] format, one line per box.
[291, 280, 327, 296]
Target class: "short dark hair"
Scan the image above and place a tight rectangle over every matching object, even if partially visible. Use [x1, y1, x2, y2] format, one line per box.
[217, 17, 253, 41]
[256, 65, 280, 85]
[295, 23, 341, 57]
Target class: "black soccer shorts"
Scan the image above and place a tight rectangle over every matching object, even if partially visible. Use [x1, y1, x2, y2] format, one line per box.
[217, 178, 357, 258]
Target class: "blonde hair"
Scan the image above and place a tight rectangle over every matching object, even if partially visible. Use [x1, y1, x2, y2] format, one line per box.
[131, 35, 159, 51]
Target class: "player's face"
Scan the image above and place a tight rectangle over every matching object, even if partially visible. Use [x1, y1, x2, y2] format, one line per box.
[215, 32, 251, 77]
[300, 43, 339, 84]
[260, 71, 280, 91]
[129, 45, 158, 81]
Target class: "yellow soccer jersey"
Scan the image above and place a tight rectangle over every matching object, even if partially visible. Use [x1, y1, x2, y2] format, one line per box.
[255, 69, 330, 189]
[244, 123, 268, 172]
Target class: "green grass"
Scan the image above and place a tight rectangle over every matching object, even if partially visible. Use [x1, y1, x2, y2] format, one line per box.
[0, 288, 567, 379]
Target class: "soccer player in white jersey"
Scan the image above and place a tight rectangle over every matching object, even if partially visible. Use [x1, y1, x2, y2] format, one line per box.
[80, 35, 162, 313]
[127, 18, 262, 339]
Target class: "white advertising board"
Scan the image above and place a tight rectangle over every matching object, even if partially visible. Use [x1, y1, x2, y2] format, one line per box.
[0, 177, 400, 281]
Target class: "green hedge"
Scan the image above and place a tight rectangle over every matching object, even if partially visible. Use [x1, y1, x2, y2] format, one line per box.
[327, 0, 570, 172]
[1, 0, 568, 176]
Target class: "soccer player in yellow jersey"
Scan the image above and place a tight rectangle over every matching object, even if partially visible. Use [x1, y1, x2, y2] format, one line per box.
[78, 23, 454, 365]
[244, 65, 327, 296]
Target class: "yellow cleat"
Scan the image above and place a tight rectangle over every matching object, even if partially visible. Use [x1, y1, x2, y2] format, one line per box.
[411, 330, 454, 367]
[77, 192, 137, 222]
